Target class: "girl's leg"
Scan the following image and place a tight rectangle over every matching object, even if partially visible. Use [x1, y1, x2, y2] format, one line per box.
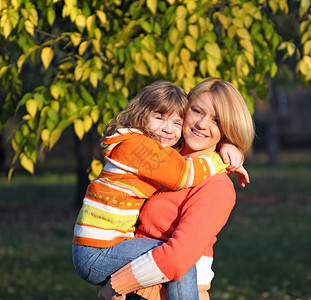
[72, 238, 163, 285]
[166, 265, 199, 300]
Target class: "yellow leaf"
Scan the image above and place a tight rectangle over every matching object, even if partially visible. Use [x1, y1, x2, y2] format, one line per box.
[177, 65, 185, 81]
[207, 56, 219, 76]
[74, 119, 84, 140]
[177, 18, 186, 33]
[186, 1, 196, 13]
[183, 77, 195, 94]
[176, 6, 187, 32]
[0, 66, 9, 78]
[96, 10, 107, 25]
[20, 153, 34, 174]
[147, 0, 157, 15]
[50, 84, 60, 99]
[141, 50, 153, 67]
[240, 39, 254, 54]
[228, 25, 236, 39]
[168, 51, 175, 67]
[92, 39, 101, 53]
[24, 20, 34, 36]
[216, 12, 229, 29]
[243, 15, 253, 28]
[303, 40, 311, 55]
[17, 54, 26, 73]
[83, 115, 93, 133]
[11, 139, 18, 152]
[169, 27, 178, 44]
[75, 14, 86, 33]
[79, 41, 89, 56]
[70, 32, 81, 46]
[298, 55, 311, 76]
[3, 21, 12, 39]
[287, 42, 296, 56]
[91, 159, 103, 177]
[41, 129, 50, 142]
[237, 27, 250, 40]
[90, 72, 98, 88]
[199, 59, 207, 77]
[134, 60, 150, 76]
[244, 50, 254, 67]
[81, 67, 91, 81]
[188, 25, 199, 39]
[180, 48, 191, 66]
[26, 99, 37, 118]
[167, 0, 175, 4]
[268, 0, 278, 13]
[184, 35, 196, 52]
[74, 64, 83, 81]
[91, 107, 100, 123]
[41, 47, 54, 69]
[299, 0, 311, 17]
[204, 43, 221, 59]
[86, 14, 96, 35]
[49, 129, 62, 149]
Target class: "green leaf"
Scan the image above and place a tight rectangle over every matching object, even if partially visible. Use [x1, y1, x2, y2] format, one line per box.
[47, 6, 56, 25]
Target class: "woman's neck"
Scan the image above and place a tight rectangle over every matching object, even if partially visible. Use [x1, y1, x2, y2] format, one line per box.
[179, 147, 216, 158]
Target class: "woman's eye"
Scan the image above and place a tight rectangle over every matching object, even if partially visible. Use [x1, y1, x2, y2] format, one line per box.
[175, 122, 182, 126]
[192, 108, 201, 114]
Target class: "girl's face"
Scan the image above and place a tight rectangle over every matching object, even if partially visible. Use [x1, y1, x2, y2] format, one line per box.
[180, 92, 223, 157]
[146, 111, 183, 147]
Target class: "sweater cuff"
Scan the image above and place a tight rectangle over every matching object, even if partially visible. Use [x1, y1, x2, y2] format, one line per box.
[111, 250, 169, 295]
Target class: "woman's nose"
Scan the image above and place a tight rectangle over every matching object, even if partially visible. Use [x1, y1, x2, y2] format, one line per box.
[195, 116, 208, 130]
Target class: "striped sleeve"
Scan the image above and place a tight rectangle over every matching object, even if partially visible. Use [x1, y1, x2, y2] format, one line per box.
[111, 250, 169, 295]
[180, 153, 229, 189]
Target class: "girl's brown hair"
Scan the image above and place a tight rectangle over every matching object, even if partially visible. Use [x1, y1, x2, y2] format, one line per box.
[188, 77, 255, 153]
[101, 80, 188, 142]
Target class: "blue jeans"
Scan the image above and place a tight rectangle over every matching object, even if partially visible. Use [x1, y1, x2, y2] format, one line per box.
[72, 238, 199, 300]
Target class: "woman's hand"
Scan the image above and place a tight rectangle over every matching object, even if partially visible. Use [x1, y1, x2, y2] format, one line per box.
[234, 166, 250, 188]
[98, 279, 125, 300]
[219, 142, 244, 172]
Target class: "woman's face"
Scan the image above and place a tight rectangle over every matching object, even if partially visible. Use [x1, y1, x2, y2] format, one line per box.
[180, 92, 223, 157]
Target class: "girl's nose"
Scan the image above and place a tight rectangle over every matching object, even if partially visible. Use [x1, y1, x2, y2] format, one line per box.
[162, 120, 173, 133]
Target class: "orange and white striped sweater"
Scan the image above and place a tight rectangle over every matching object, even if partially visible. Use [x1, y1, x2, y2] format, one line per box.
[73, 128, 228, 248]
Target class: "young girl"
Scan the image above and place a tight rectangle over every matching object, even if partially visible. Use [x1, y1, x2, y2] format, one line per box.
[72, 80, 247, 299]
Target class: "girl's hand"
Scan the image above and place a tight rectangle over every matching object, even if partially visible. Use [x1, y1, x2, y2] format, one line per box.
[219, 142, 244, 172]
[234, 166, 250, 188]
[98, 279, 125, 300]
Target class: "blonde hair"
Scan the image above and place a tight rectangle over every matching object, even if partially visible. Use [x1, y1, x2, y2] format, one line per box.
[102, 81, 188, 142]
[188, 78, 255, 153]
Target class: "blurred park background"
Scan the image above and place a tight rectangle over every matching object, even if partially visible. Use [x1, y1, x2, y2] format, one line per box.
[1, 0, 311, 299]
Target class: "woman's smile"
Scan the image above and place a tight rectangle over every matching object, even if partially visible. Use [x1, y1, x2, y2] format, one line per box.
[180, 92, 222, 158]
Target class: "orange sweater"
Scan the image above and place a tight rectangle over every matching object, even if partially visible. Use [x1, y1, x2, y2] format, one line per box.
[111, 173, 236, 299]
[73, 129, 228, 248]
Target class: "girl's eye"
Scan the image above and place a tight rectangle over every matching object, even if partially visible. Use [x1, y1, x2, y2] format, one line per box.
[175, 122, 182, 126]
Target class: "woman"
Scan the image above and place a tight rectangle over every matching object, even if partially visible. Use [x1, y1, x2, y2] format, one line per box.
[99, 77, 255, 299]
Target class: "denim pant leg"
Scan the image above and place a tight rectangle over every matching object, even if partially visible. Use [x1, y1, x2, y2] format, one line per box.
[72, 238, 163, 285]
[166, 265, 199, 300]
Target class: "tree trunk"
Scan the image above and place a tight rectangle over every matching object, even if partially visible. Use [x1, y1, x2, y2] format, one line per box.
[0, 134, 4, 172]
[267, 80, 280, 165]
[74, 127, 100, 208]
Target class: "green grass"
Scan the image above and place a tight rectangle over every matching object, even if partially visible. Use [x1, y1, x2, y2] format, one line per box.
[1, 150, 311, 300]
